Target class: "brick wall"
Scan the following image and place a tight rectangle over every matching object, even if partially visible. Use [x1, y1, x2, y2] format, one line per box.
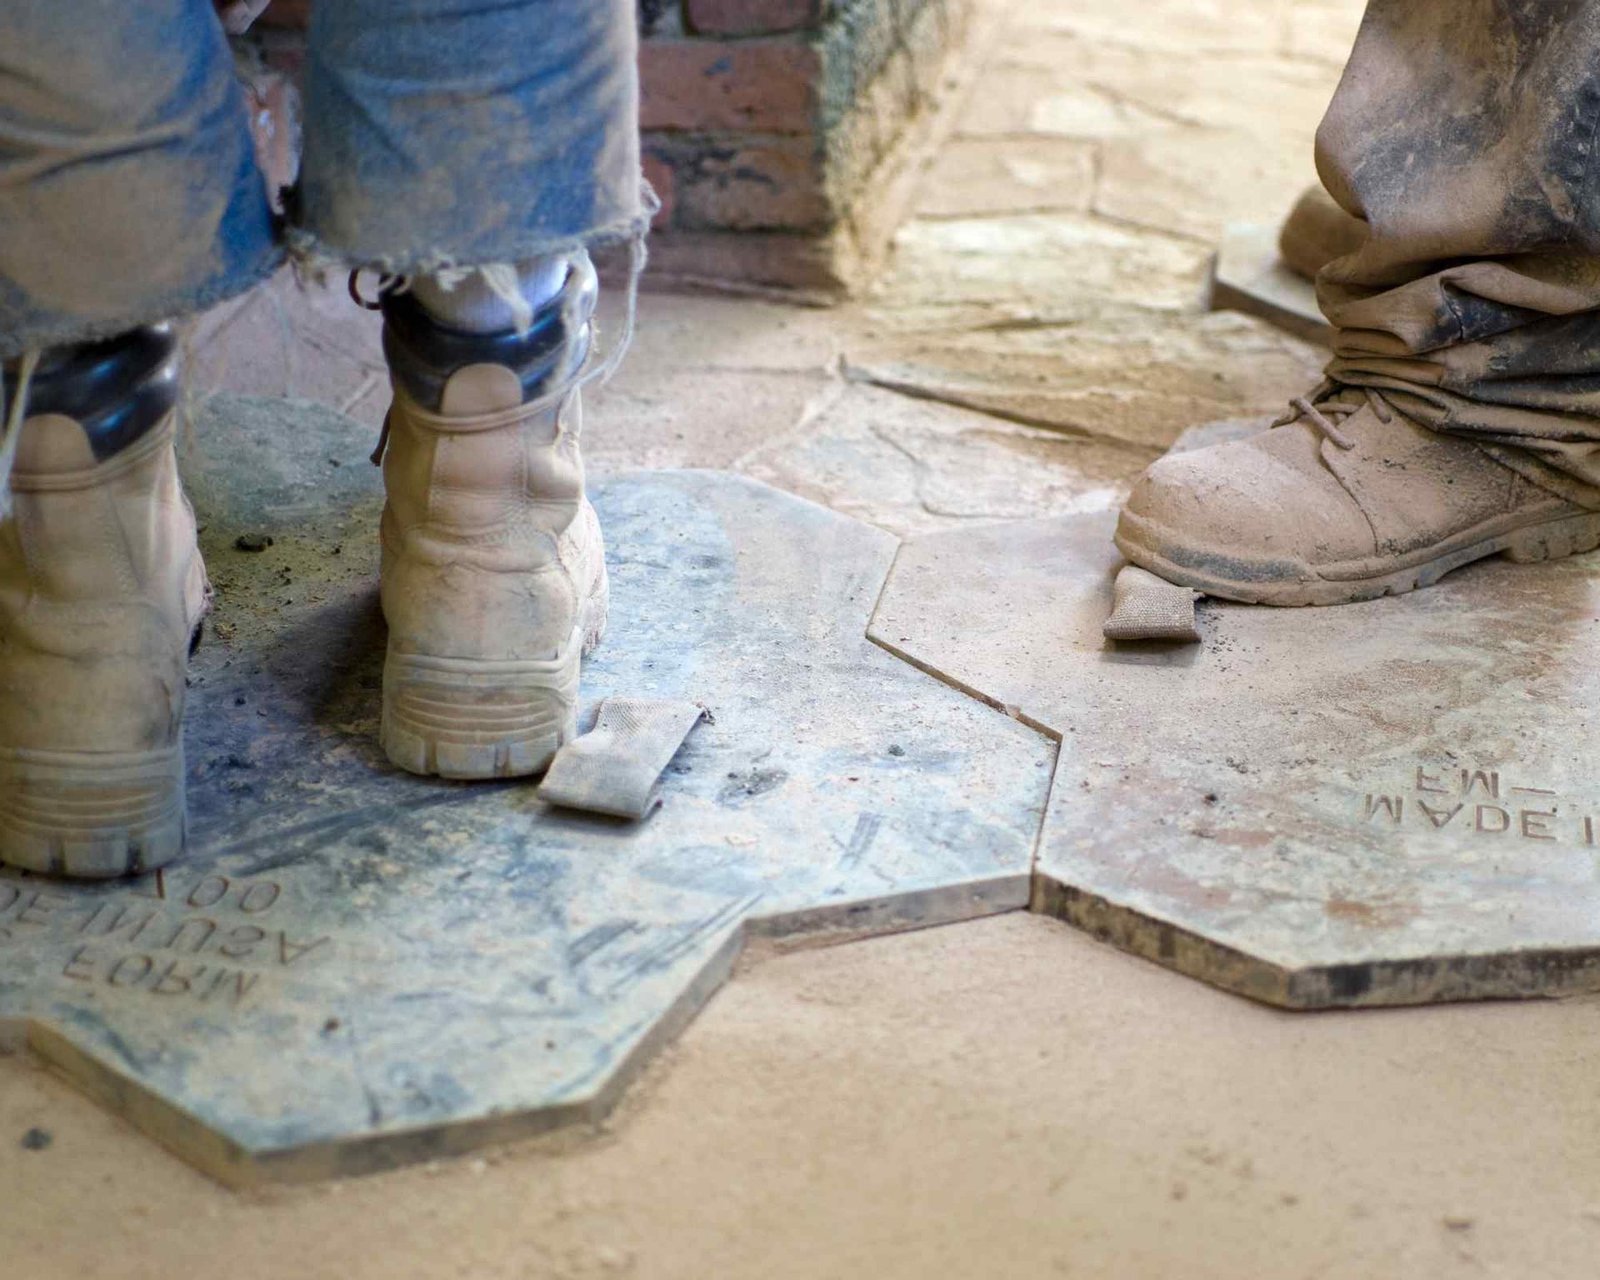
[243, 0, 972, 294]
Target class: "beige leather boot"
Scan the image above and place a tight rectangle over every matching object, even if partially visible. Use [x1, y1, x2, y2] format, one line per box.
[376, 260, 608, 779]
[0, 330, 208, 877]
[1116, 386, 1600, 606]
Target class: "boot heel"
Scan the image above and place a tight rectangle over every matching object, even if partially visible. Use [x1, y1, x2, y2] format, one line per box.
[0, 747, 186, 878]
[1503, 511, 1600, 564]
[381, 633, 582, 780]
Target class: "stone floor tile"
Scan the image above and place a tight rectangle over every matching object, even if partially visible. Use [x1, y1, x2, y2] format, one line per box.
[608, 292, 843, 375]
[1283, 0, 1362, 66]
[1094, 124, 1313, 243]
[1012, 0, 1290, 55]
[875, 213, 1213, 316]
[846, 311, 1326, 452]
[0, 397, 1052, 1185]
[1077, 46, 1340, 137]
[740, 383, 1142, 535]
[950, 62, 1094, 138]
[872, 509, 1600, 1009]
[911, 137, 1098, 220]
[587, 369, 834, 473]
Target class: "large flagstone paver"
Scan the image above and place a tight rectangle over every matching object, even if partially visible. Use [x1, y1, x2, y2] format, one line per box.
[0, 396, 1052, 1186]
[872, 510, 1600, 1009]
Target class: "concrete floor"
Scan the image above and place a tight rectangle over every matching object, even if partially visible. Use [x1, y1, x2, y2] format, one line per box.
[12, 0, 1596, 1276]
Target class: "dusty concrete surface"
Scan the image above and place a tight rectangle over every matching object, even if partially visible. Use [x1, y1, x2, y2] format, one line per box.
[6, 914, 1600, 1279]
[14, 0, 1586, 1275]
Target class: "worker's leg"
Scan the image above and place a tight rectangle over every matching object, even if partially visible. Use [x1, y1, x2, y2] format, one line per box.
[0, 0, 266, 875]
[1115, 0, 1600, 606]
[0, 0, 278, 356]
[295, 0, 644, 779]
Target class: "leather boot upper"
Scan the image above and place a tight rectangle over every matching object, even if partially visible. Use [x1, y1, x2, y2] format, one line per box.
[376, 260, 605, 666]
[1116, 391, 1590, 593]
[0, 401, 207, 754]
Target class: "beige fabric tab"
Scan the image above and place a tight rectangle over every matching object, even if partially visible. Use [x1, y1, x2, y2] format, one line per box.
[538, 698, 707, 820]
[1102, 565, 1202, 644]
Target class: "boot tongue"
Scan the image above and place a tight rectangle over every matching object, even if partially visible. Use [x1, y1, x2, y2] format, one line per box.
[438, 364, 527, 416]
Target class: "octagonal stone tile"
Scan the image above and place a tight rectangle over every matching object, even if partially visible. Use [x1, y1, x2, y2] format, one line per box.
[871, 510, 1600, 1009]
[0, 395, 1053, 1186]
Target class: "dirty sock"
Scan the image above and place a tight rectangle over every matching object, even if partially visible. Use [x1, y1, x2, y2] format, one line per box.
[411, 257, 566, 334]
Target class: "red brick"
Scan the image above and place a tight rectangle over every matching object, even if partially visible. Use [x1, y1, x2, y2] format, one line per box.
[639, 38, 818, 133]
[675, 141, 828, 231]
[684, 0, 820, 36]
[641, 150, 678, 229]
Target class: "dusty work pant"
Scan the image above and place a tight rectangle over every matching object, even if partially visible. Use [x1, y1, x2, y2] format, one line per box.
[0, 0, 643, 360]
[1317, 0, 1600, 502]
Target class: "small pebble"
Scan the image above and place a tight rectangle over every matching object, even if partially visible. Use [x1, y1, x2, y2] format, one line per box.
[20, 1127, 52, 1151]
[234, 533, 274, 553]
[888, 744, 906, 757]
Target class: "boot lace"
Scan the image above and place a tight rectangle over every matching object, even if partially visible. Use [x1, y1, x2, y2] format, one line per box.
[0, 349, 41, 523]
[1272, 379, 1393, 451]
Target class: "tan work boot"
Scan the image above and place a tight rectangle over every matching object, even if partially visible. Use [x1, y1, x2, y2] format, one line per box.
[1116, 385, 1600, 606]
[0, 329, 208, 877]
[1278, 184, 1367, 282]
[375, 259, 608, 779]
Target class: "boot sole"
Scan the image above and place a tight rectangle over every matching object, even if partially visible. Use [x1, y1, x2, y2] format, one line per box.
[0, 746, 187, 879]
[1116, 508, 1600, 606]
[380, 567, 609, 780]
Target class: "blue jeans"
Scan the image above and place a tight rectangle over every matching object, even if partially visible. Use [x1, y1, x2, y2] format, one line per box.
[0, 0, 643, 360]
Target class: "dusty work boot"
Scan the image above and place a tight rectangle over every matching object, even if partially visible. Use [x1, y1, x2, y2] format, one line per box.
[0, 329, 208, 877]
[1277, 184, 1366, 282]
[1115, 384, 1600, 606]
[375, 258, 608, 779]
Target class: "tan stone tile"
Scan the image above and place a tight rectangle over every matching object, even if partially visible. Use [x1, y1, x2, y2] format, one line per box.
[612, 291, 842, 374]
[1065, 44, 1340, 136]
[951, 63, 1087, 137]
[741, 383, 1146, 536]
[1283, 0, 1362, 66]
[1027, 83, 1168, 140]
[846, 310, 1327, 452]
[1093, 123, 1314, 243]
[1010, 0, 1289, 54]
[585, 368, 834, 473]
[875, 213, 1212, 316]
[911, 137, 1098, 219]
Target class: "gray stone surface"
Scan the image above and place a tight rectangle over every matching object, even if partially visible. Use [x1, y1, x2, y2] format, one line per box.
[0, 395, 1052, 1186]
[872, 510, 1600, 1010]
[1211, 222, 1332, 344]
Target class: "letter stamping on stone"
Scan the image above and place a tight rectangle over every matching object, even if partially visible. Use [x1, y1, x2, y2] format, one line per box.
[1364, 794, 1403, 825]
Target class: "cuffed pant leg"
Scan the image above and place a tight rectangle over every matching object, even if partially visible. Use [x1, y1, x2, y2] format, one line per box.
[1312, 0, 1600, 498]
[0, 0, 280, 359]
[293, 0, 643, 273]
